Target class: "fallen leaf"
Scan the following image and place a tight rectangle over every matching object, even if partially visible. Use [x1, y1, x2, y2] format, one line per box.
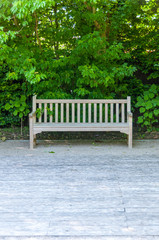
[1, 137, 6, 142]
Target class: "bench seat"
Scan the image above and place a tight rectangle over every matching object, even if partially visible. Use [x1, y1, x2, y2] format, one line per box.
[34, 123, 129, 134]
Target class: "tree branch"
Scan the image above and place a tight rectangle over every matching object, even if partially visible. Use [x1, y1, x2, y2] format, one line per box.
[54, 4, 59, 59]
[13, 15, 18, 26]
[34, 12, 42, 50]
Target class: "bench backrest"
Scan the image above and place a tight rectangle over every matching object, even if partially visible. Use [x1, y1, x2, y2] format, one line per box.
[32, 96, 131, 124]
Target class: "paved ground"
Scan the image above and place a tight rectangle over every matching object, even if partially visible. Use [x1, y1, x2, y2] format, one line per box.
[0, 139, 159, 240]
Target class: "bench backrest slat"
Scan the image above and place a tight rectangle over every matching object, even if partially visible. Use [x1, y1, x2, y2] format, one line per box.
[66, 103, 69, 123]
[122, 103, 125, 123]
[44, 103, 47, 123]
[111, 103, 113, 123]
[55, 103, 58, 123]
[99, 104, 102, 123]
[61, 103, 64, 123]
[36, 99, 127, 104]
[83, 104, 86, 123]
[116, 103, 119, 123]
[94, 104, 97, 123]
[50, 103, 53, 123]
[88, 103, 91, 123]
[39, 103, 42, 123]
[105, 104, 108, 123]
[77, 103, 80, 123]
[72, 103, 75, 123]
[33, 96, 131, 124]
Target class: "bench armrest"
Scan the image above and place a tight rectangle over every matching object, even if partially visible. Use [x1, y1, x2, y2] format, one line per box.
[127, 111, 133, 117]
[29, 111, 36, 118]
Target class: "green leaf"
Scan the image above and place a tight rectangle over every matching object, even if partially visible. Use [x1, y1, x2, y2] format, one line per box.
[13, 110, 18, 116]
[136, 96, 143, 107]
[26, 109, 30, 114]
[146, 102, 153, 110]
[154, 109, 159, 116]
[150, 84, 157, 93]
[15, 102, 20, 108]
[21, 95, 26, 101]
[22, 21, 28, 26]
[137, 96, 143, 102]
[1, 137, 6, 142]
[22, 102, 27, 106]
[19, 106, 25, 112]
[144, 112, 148, 117]
[139, 107, 145, 113]
[144, 121, 149, 126]
[5, 103, 11, 110]
[144, 95, 149, 101]
[149, 93, 154, 99]
[138, 116, 143, 123]
[19, 113, 23, 118]
[149, 112, 153, 118]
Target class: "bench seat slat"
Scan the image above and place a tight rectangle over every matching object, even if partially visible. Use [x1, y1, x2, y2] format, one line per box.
[33, 123, 129, 134]
[34, 122, 129, 128]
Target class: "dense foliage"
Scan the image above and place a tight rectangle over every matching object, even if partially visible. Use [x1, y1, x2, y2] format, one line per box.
[0, 0, 158, 130]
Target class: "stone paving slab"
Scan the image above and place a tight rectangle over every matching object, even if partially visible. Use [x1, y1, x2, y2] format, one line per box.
[0, 140, 159, 238]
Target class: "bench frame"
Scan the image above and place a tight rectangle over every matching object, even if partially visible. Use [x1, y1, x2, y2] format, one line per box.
[29, 96, 133, 149]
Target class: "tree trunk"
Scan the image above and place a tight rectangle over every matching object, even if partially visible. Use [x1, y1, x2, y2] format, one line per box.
[34, 12, 42, 50]
[54, 4, 59, 60]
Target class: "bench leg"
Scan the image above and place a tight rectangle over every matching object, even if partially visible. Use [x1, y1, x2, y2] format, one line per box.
[33, 134, 36, 146]
[128, 119, 133, 148]
[128, 132, 132, 148]
[30, 131, 34, 150]
[128, 114, 133, 148]
[29, 117, 34, 150]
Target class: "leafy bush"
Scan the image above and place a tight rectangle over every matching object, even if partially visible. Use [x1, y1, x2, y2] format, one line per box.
[136, 84, 159, 131]
[4, 95, 30, 120]
[0, 0, 158, 131]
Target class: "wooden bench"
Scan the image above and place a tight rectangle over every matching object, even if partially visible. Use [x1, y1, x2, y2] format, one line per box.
[29, 96, 133, 149]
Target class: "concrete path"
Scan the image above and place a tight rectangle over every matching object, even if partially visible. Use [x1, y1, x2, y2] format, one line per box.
[0, 139, 159, 239]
